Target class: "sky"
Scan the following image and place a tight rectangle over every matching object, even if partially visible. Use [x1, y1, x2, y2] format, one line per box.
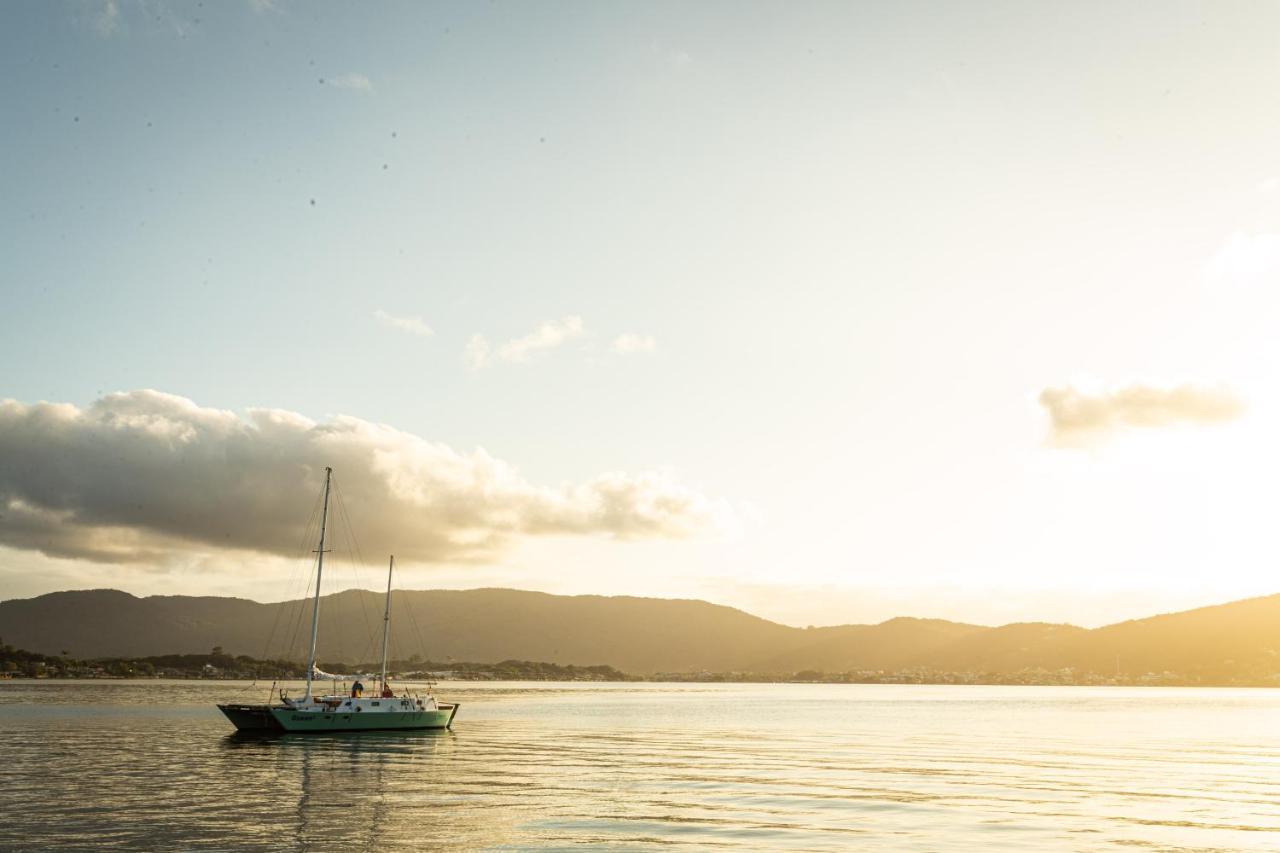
[4, 0, 1280, 628]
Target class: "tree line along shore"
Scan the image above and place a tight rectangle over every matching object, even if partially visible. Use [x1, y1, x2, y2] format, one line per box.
[0, 641, 630, 682]
[5, 640, 1280, 686]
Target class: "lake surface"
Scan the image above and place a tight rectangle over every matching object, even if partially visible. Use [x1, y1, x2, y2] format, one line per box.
[1, 681, 1278, 850]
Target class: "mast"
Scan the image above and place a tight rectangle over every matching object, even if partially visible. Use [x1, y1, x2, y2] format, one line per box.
[303, 466, 333, 701]
[379, 555, 394, 693]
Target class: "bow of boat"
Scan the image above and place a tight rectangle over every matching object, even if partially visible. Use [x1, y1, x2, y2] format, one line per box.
[217, 703, 285, 731]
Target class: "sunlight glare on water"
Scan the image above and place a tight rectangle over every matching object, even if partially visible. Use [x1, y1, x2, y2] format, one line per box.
[1, 681, 1279, 850]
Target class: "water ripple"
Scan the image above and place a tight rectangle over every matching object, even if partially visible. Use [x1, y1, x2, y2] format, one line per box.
[2, 682, 1280, 850]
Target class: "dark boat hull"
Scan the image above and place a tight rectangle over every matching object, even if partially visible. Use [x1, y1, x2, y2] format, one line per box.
[217, 703, 285, 731]
[217, 702, 459, 733]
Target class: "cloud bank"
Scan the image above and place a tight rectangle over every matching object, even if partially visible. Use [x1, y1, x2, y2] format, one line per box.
[0, 391, 726, 565]
[1038, 383, 1243, 445]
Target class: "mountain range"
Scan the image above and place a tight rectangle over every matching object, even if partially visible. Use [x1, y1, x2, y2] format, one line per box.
[3, 587, 1279, 681]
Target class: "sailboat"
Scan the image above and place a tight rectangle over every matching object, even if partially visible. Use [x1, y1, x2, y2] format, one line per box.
[217, 467, 459, 733]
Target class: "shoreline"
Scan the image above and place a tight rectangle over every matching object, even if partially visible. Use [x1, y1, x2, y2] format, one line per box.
[4, 674, 1278, 689]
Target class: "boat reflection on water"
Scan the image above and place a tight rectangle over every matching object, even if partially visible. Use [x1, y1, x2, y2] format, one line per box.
[221, 728, 484, 848]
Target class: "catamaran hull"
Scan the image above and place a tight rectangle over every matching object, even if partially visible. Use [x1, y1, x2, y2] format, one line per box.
[268, 703, 458, 732]
[218, 703, 285, 731]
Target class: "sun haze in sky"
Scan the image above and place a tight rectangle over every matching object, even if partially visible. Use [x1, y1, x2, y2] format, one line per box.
[3, 1, 1280, 628]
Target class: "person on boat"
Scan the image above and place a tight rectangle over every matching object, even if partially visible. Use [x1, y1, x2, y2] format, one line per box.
[351, 679, 364, 698]
[381, 683, 394, 698]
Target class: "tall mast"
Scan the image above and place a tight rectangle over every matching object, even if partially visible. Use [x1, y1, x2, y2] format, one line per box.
[303, 466, 333, 701]
[379, 555, 394, 693]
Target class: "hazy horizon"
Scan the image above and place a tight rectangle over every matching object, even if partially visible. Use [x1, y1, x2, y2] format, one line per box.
[6, 1, 1280, 629]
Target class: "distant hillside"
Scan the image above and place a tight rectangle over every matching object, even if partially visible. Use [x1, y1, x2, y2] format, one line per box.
[0, 588, 798, 673]
[748, 617, 986, 672]
[5, 587, 1280, 681]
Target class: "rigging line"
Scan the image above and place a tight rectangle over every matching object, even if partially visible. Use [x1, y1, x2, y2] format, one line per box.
[402, 587, 431, 669]
[285, 490, 326, 643]
[260, 482, 325, 663]
[285, 493, 325, 664]
[401, 591, 442, 696]
[331, 477, 380, 665]
[285, 554, 317, 665]
[280, 484, 327, 663]
[325, 481, 353, 668]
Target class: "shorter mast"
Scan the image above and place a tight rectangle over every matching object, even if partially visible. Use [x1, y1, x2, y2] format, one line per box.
[379, 555, 394, 693]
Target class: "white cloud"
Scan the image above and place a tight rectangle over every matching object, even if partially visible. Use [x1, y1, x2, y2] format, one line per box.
[649, 41, 693, 71]
[497, 315, 584, 362]
[95, 0, 120, 37]
[612, 333, 657, 354]
[1204, 232, 1280, 285]
[1257, 177, 1280, 194]
[328, 73, 373, 92]
[1038, 382, 1244, 445]
[81, 0, 197, 38]
[373, 309, 433, 337]
[0, 391, 728, 565]
[466, 316, 585, 369]
[463, 334, 491, 371]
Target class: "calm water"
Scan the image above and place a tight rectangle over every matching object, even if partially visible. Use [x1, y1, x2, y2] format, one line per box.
[1, 681, 1278, 851]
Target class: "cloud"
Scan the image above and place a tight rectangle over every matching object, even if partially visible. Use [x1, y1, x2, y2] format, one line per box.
[373, 309, 433, 337]
[612, 333, 657, 354]
[466, 316, 585, 369]
[1038, 383, 1244, 445]
[80, 0, 196, 38]
[1204, 232, 1280, 285]
[463, 334, 491, 370]
[95, 0, 120, 36]
[497, 315, 584, 362]
[327, 73, 373, 92]
[649, 41, 693, 71]
[0, 391, 728, 566]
